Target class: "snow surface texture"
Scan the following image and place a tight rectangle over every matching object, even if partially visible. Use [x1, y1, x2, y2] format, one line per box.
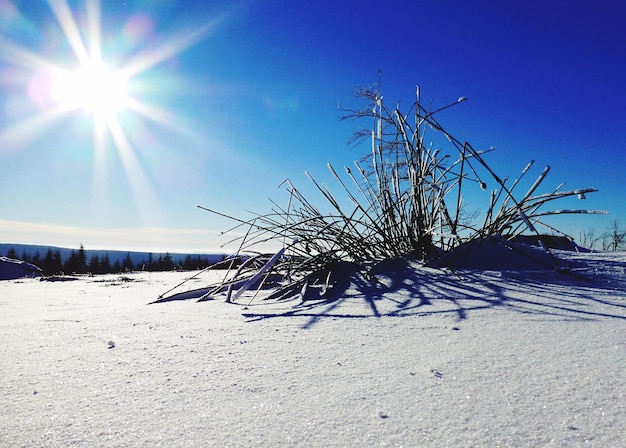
[1, 250, 625, 447]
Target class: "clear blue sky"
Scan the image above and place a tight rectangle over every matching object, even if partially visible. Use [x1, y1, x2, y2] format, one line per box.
[1, 0, 624, 252]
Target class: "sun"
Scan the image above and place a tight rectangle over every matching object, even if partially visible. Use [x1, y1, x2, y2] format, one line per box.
[0, 1, 230, 147]
[50, 60, 129, 116]
[0, 0, 231, 218]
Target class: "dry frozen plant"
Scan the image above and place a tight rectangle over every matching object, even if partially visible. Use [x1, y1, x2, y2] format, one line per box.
[191, 79, 607, 304]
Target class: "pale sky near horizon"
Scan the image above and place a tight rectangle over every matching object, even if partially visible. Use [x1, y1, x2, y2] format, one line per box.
[1, 0, 625, 253]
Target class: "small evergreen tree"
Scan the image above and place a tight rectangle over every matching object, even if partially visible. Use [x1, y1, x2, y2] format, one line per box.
[163, 252, 174, 270]
[42, 249, 55, 276]
[65, 250, 78, 273]
[77, 244, 88, 274]
[101, 254, 111, 273]
[52, 250, 63, 274]
[122, 253, 134, 272]
[31, 250, 42, 268]
[89, 255, 100, 274]
[6, 247, 18, 259]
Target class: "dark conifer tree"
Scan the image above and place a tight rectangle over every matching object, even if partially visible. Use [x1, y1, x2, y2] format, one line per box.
[122, 253, 134, 272]
[102, 254, 111, 273]
[164, 253, 174, 270]
[77, 245, 88, 274]
[31, 250, 42, 268]
[89, 255, 100, 274]
[52, 250, 63, 274]
[65, 250, 78, 273]
[43, 249, 55, 276]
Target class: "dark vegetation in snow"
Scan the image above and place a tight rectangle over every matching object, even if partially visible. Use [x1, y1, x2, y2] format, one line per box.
[168, 81, 609, 305]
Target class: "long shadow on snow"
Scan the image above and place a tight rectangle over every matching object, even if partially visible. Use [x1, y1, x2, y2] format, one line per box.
[242, 255, 626, 329]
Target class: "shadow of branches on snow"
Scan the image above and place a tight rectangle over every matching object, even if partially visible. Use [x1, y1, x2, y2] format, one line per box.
[241, 257, 626, 329]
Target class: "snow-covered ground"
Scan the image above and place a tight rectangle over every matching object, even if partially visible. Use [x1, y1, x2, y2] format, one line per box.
[1, 250, 625, 447]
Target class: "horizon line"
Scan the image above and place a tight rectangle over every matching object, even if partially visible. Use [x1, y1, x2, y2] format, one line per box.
[0, 219, 232, 254]
[0, 241, 226, 255]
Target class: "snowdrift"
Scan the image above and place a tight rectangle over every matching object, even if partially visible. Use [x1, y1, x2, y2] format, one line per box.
[426, 236, 585, 271]
[0, 256, 42, 280]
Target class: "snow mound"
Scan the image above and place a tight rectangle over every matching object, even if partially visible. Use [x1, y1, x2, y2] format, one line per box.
[426, 236, 579, 271]
[0, 256, 42, 280]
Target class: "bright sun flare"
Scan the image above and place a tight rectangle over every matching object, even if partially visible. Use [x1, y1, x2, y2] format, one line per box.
[0, 0, 229, 218]
[0, 0, 221, 139]
[51, 61, 128, 116]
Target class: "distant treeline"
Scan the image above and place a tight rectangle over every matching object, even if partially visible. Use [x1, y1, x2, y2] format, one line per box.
[2, 245, 233, 276]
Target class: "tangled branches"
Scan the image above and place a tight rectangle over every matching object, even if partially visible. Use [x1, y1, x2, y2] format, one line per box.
[190, 82, 606, 303]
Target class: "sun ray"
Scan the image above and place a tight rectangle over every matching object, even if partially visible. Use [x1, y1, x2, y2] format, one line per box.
[120, 15, 227, 78]
[106, 114, 162, 222]
[0, 36, 62, 72]
[85, 0, 102, 63]
[47, 0, 90, 65]
[0, 109, 70, 153]
[91, 112, 109, 211]
[125, 97, 204, 144]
